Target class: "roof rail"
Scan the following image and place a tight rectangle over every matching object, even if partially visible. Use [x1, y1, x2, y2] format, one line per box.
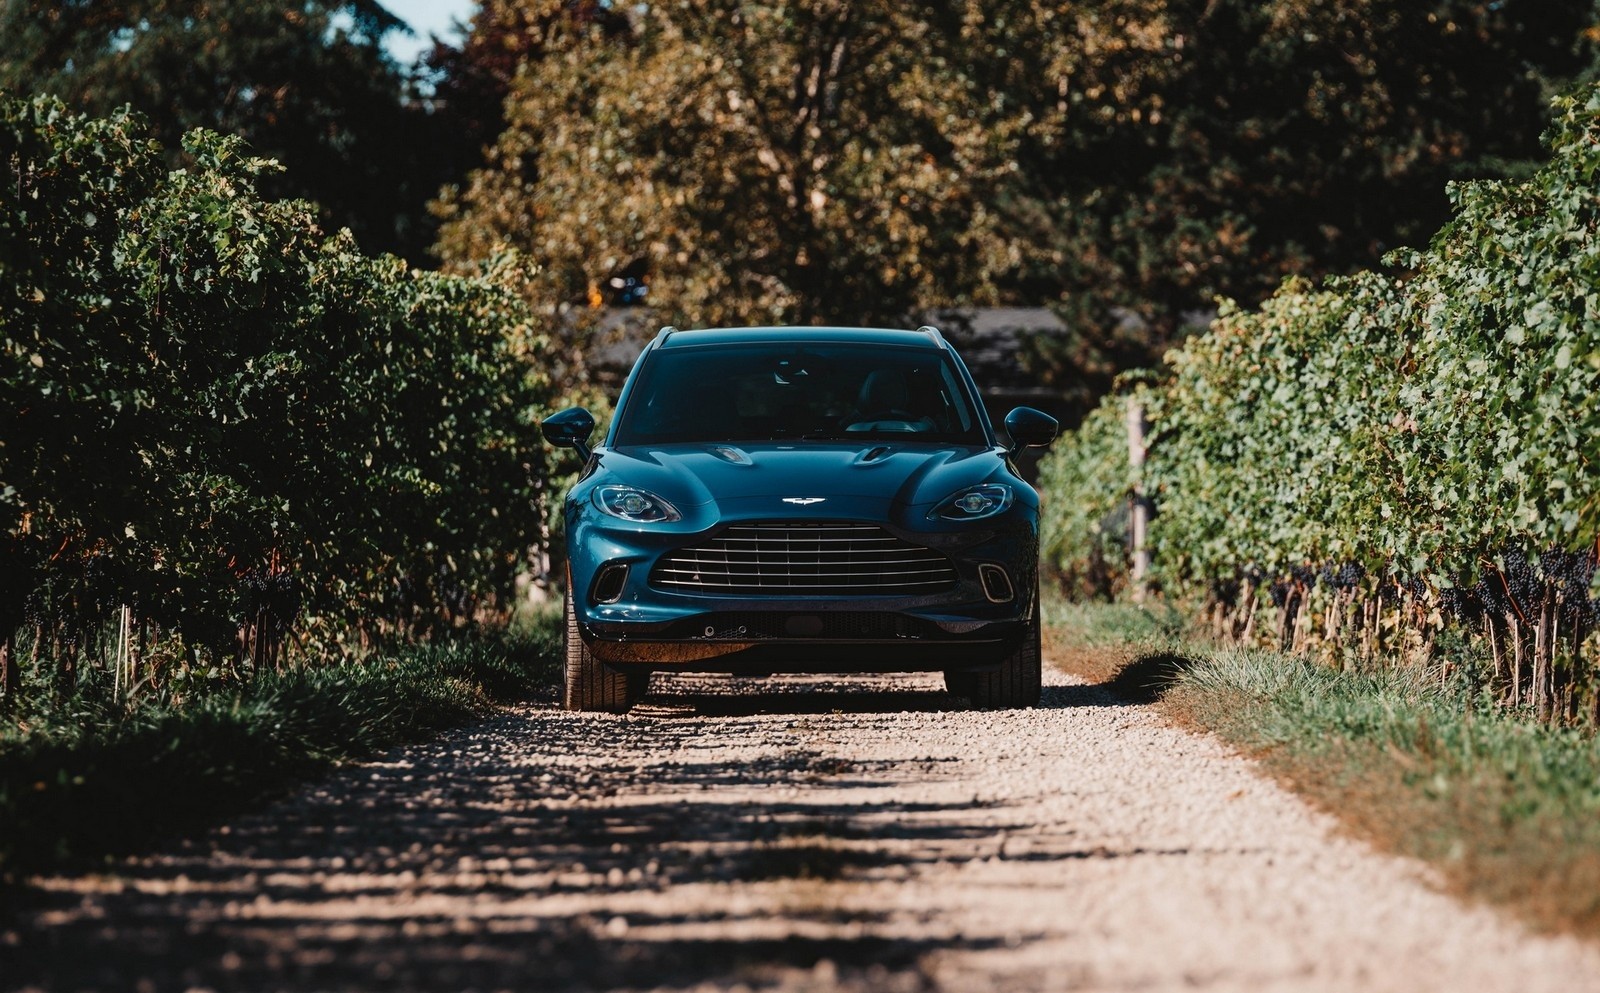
[653, 325, 680, 344]
[915, 325, 947, 348]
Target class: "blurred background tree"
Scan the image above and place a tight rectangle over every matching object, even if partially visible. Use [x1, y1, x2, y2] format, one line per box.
[0, 0, 447, 260]
[434, 0, 1042, 331]
[3, 0, 1597, 420]
[1007, 0, 1600, 405]
[433, 0, 1600, 419]
[420, 0, 630, 187]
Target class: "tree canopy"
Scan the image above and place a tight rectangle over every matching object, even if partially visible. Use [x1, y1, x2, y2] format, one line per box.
[421, 0, 630, 185]
[0, 0, 444, 260]
[437, 0, 1599, 414]
[434, 0, 1042, 328]
[1014, 0, 1600, 365]
[5, 0, 1596, 412]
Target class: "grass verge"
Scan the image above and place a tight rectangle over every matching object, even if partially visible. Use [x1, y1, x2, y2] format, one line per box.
[0, 613, 561, 879]
[1049, 599, 1600, 938]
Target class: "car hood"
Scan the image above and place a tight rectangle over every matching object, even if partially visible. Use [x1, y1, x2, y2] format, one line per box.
[593, 442, 1003, 511]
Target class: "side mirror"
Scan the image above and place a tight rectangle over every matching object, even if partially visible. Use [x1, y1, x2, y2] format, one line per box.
[541, 407, 596, 461]
[1003, 406, 1058, 453]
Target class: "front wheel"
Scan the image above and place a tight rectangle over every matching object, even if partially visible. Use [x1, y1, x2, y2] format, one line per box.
[944, 616, 1041, 709]
[563, 588, 647, 713]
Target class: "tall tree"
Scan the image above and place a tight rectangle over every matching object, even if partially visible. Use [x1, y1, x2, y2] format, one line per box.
[1012, 0, 1600, 396]
[436, 0, 1600, 416]
[434, 1, 1041, 329]
[422, 0, 629, 183]
[0, 0, 440, 260]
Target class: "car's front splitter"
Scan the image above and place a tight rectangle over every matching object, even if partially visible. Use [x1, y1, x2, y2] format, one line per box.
[580, 600, 1030, 672]
[585, 629, 1025, 674]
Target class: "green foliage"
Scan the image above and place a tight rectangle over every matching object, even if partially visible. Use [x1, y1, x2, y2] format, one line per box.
[1147, 277, 1409, 581]
[1017, 0, 1600, 368]
[1037, 393, 1139, 596]
[435, 0, 1038, 327]
[1039, 81, 1600, 717]
[1, 95, 556, 685]
[1044, 80, 1600, 591]
[1143, 82, 1600, 587]
[0, 611, 562, 876]
[0, 0, 446, 259]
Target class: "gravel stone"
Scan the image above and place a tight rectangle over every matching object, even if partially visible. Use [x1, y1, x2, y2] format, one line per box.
[3, 665, 1597, 991]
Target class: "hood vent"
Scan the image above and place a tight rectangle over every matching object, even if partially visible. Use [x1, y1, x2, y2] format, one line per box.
[709, 445, 752, 465]
[650, 523, 958, 597]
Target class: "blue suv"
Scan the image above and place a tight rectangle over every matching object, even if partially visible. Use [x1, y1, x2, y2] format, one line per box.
[542, 326, 1057, 712]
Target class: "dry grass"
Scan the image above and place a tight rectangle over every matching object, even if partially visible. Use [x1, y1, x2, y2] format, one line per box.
[1047, 602, 1600, 940]
[0, 618, 562, 879]
[1171, 677, 1600, 938]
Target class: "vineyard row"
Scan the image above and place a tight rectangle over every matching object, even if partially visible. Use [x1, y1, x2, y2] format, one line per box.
[1039, 84, 1600, 722]
[1, 96, 557, 706]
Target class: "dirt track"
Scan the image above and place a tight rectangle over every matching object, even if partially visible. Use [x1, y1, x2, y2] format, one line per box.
[5, 664, 1599, 992]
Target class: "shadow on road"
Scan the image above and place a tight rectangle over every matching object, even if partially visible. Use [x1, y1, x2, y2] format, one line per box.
[1, 677, 1062, 992]
[641, 671, 1134, 718]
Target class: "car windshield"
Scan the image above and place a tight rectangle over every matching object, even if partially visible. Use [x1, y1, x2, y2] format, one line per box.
[612, 342, 987, 446]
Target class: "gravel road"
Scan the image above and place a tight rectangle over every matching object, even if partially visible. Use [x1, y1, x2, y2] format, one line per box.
[5, 663, 1599, 992]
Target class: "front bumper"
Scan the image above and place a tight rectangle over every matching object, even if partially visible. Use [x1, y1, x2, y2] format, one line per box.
[566, 511, 1038, 674]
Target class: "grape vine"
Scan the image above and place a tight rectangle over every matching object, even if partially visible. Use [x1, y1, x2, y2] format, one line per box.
[1, 96, 558, 704]
[1039, 83, 1600, 723]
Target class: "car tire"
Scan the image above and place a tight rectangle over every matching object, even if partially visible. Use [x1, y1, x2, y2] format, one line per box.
[563, 588, 646, 713]
[945, 592, 1041, 709]
[942, 669, 977, 699]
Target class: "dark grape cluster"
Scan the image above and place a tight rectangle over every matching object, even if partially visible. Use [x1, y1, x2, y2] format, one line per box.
[1234, 545, 1598, 638]
[1538, 548, 1598, 626]
[1428, 546, 1597, 632]
[21, 590, 48, 628]
[1501, 549, 1542, 615]
[1319, 562, 1365, 590]
[1436, 585, 1473, 622]
[1379, 577, 1402, 605]
[81, 552, 127, 615]
[238, 569, 303, 635]
[388, 566, 484, 633]
[392, 573, 418, 610]
[1269, 580, 1292, 607]
[1209, 577, 1242, 607]
[1219, 546, 1599, 646]
[1473, 573, 1511, 619]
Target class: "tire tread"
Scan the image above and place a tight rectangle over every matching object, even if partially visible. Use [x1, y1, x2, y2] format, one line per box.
[946, 582, 1042, 709]
[564, 590, 644, 713]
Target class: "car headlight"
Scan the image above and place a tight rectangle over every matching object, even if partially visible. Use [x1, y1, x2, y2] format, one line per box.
[593, 485, 682, 523]
[931, 483, 1014, 521]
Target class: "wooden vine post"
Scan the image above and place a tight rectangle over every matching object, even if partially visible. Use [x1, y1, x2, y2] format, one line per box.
[1126, 397, 1152, 603]
[0, 634, 15, 711]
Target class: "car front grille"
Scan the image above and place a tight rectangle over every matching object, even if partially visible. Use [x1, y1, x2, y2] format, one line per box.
[650, 523, 959, 597]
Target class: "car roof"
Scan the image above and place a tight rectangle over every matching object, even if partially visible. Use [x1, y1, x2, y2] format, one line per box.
[654, 326, 946, 350]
